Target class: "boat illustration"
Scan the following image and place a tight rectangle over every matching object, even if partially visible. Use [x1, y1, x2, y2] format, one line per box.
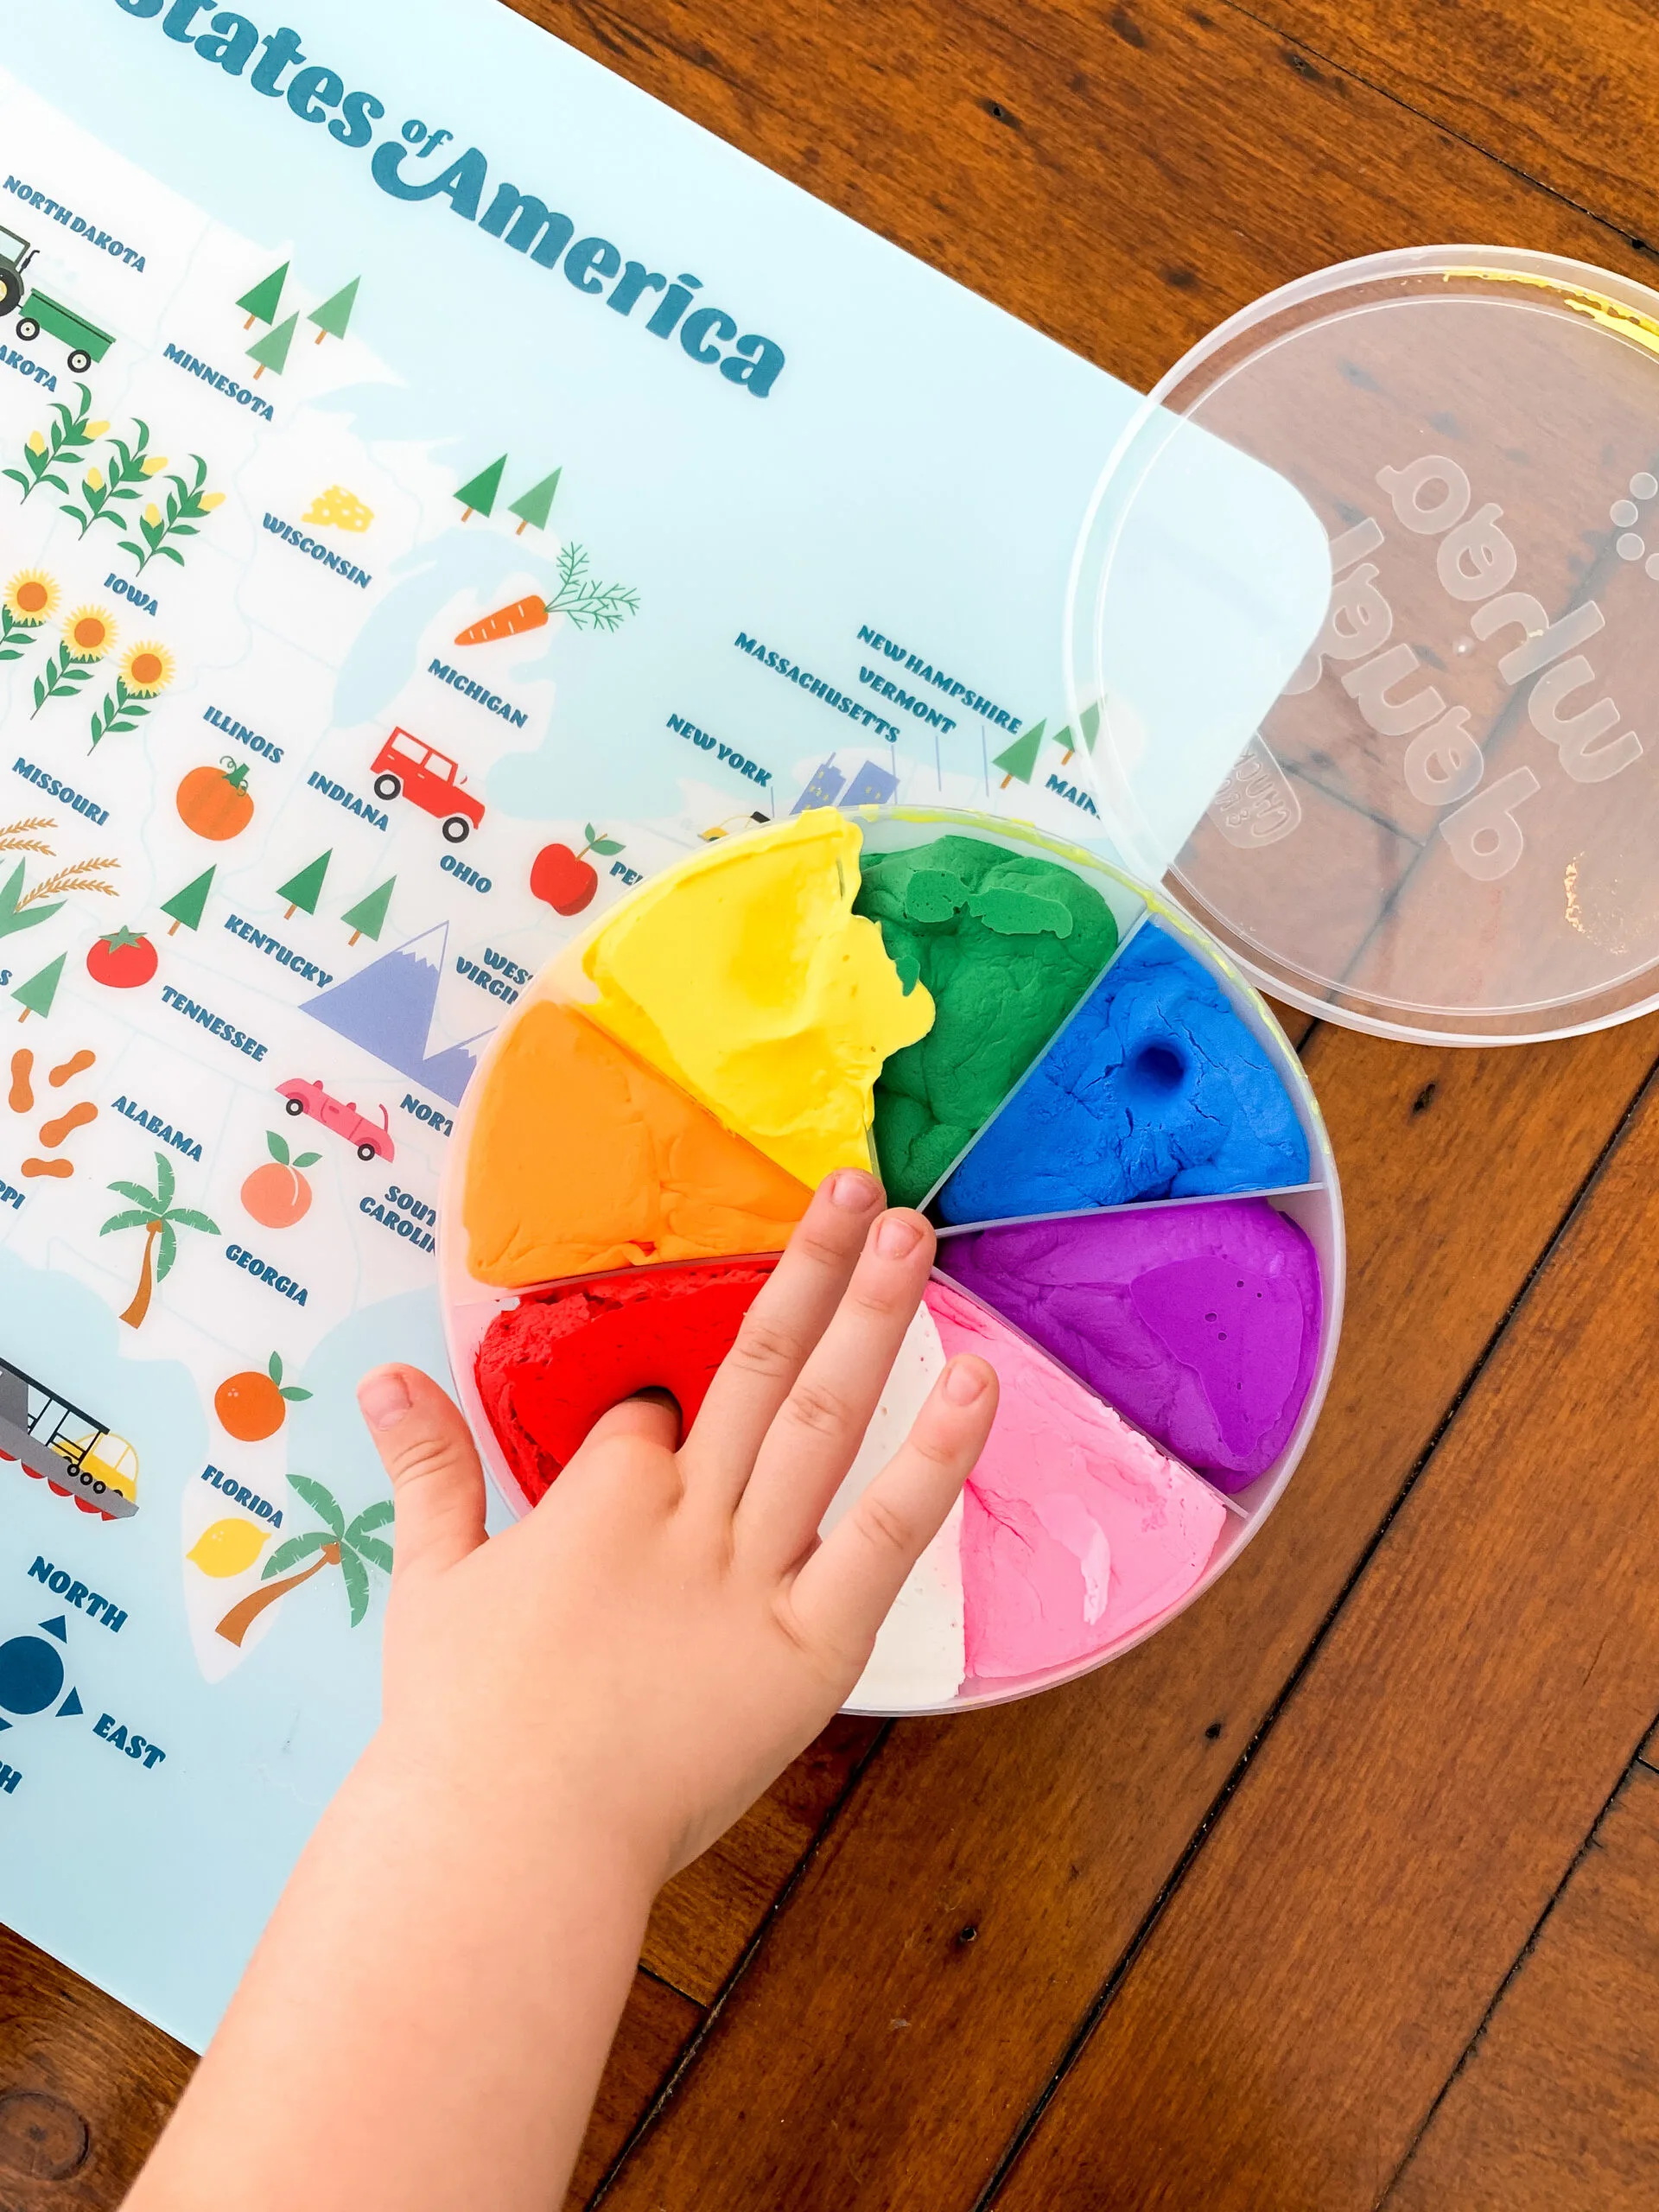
[0, 1357, 138, 1520]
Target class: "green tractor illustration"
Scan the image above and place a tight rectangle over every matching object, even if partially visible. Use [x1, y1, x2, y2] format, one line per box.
[0, 223, 36, 319]
[0, 224, 115, 372]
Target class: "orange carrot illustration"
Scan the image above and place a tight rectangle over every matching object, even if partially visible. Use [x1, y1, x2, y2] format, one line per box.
[453, 546, 639, 646]
[454, 594, 550, 646]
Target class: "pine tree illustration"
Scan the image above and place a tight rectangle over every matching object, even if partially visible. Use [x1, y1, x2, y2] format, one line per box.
[162, 865, 215, 936]
[1056, 704, 1102, 766]
[277, 851, 332, 920]
[340, 878, 395, 947]
[455, 455, 508, 523]
[309, 278, 360, 346]
[238, 262, 289, 329]
[12, 952, 64, 1022]
[508, 468, 562, 537]
[249, 313, 301, 379]
[994, 719, 1046, 789]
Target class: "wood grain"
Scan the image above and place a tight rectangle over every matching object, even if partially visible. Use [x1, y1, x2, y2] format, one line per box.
[595, 1004, 1659, 2209]
[643, 1717, 880, 2002]
[991, 1052, 1659, 2211]
[527, 0, 1652, 391]
[1383, 1760, 1659, 2212]
[8, 3, 1659, 2205]
[567, 1972, 701, 2206]
[1230, 0, 1659, 259]
[0, 1925, 192, 2210]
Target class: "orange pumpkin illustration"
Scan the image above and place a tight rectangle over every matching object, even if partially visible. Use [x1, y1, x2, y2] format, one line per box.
[177, 757, 255, 842]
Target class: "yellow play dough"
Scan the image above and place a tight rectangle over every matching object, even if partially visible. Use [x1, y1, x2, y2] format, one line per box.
[580, 810, 935, 1190]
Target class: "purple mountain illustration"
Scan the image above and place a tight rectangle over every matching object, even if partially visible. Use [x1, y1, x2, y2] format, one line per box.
[303, 924, 492, 1105]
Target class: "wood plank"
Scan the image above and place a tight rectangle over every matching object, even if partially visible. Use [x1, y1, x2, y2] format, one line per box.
[0, 1924, 694, 2212]
[596, 990, 1659, 2212]
[567, 1972, 701, 2208]
[643, 1717, 881, 2001]
[0, 1924, 192, 2209]
[990, 1052, 1659, 2211]
[521, 0, 1652, 395]
[1383, 1761, 1659, 2212]
[1228, 0, 1659, 257]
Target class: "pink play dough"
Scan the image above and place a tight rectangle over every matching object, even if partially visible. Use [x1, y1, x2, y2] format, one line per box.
[925, 1278, 1229, 1681]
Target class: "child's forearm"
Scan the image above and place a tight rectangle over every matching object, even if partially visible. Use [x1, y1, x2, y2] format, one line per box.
[126, 1729, 652, 2212]
[124, 1178, 995, 2210]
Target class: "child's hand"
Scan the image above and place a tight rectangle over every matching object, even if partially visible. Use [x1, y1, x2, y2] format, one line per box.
[128, 1173, 994, 2212]
[357, 1169, 996, 1892]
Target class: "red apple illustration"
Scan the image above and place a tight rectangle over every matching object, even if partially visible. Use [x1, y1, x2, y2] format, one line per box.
[530, 824, 624, 916]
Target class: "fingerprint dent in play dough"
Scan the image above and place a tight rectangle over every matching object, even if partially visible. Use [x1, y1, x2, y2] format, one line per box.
[941, 1200, 1320, 1491]
[580, 810, 933, 1191]
[476, 1259, 778, 1502]
[819, 1302, 966, 1709]
[855, 836, 1118, 1209]
[927, 1279, 1227, 1681]
[938, 920, 1309, 1224]
[461, 1001, 810, 1287]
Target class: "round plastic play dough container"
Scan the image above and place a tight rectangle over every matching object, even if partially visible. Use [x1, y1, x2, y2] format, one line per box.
[439, 806, 1344, 1714]
[1071, 245, 1659, 1045]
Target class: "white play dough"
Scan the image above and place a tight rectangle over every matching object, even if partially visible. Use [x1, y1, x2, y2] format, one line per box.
[819, 1302, 966, 1708]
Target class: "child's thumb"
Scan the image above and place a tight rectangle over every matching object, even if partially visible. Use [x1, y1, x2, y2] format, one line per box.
[356, 1364, 488, 1580]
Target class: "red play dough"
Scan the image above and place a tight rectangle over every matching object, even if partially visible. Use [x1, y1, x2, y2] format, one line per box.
[476, 1257, 779, 1503]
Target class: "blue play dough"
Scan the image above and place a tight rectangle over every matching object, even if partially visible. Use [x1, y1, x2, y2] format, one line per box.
[937, 921, 1310, 1224]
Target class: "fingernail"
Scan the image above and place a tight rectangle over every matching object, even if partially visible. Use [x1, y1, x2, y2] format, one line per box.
[944, 1358, 988, 1405]
[357, 1370, 411, 1429]
[829, 1168, 881, 1211]
[876, 1211, 923, 1258]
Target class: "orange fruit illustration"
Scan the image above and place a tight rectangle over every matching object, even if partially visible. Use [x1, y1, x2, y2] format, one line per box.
[241, 1128, 320, 1229]
[213, 1352, 312, 1442]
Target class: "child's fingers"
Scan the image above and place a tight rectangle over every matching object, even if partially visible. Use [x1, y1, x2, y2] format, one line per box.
[357, 1365, 489, 1580]
[734, 1208, 937, 1571]
[787, 1356, 997, 1663]
[580, 1390, 683, 1458]
[682, 1168, 884, 1504]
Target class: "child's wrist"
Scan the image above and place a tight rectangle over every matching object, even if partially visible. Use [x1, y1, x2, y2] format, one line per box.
[359, 1720, 668, 1910]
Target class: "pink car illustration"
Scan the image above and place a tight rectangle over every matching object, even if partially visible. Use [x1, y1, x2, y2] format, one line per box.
[276, 1077, 395, 1164]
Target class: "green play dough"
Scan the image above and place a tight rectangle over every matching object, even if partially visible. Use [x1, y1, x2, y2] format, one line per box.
[855, 835, 1118, 1205]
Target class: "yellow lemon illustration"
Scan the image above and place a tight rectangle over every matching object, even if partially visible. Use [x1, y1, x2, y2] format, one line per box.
[188, 1517, 270, 1579]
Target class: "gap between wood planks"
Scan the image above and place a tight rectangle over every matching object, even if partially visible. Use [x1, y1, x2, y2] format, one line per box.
[959, 1038, 1659, 2211]
[1377, 1731, 1659, 2205]
[582, 1013, 1656, 2207]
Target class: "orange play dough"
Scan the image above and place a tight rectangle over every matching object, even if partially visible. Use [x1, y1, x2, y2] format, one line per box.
[462, 1000, 811, 1286]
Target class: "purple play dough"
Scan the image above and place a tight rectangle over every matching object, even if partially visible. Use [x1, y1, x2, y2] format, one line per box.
[939, 1198, 1321, 1491]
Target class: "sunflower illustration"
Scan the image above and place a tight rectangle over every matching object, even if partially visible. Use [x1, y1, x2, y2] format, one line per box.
[63, 606, 117, 661]
[5, 570, 59, 625]
[121, 641, 175, 696]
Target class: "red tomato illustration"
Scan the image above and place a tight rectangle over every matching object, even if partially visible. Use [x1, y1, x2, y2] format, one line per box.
[86, 927, 158, 989]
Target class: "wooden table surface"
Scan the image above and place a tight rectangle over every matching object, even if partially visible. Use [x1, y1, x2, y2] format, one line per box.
[7, 0, 1659, 2203]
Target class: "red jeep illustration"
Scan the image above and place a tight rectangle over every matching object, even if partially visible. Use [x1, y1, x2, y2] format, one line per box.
[371, 728, 484, 843]
[277, 1077, 396, 1164]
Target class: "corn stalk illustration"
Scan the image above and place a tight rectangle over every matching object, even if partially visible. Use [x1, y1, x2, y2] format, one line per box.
[2, 385, 106, 503]
[119, 454, 224, 574]
[61, 421, 169, 537]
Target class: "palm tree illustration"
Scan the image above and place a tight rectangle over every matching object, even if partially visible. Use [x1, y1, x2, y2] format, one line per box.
[215, 1475, 393, 1648]
[99, 1151, 219, 1328]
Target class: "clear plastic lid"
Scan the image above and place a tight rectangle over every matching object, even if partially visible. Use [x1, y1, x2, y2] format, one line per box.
[1071, 245, 1659, 1043]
